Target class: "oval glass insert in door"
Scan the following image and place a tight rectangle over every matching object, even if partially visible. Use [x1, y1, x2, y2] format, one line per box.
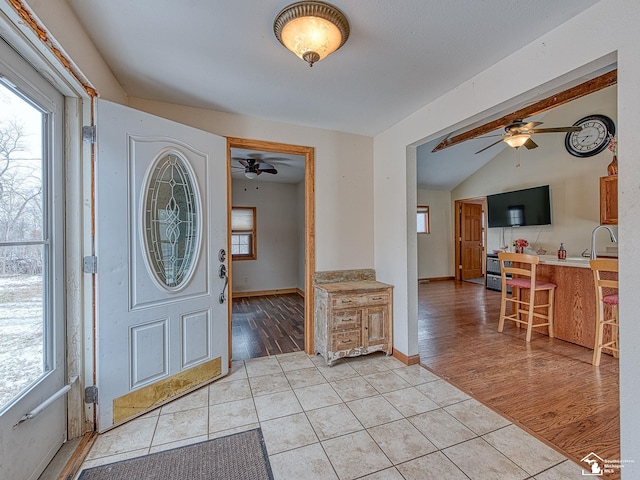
[143, 152, 201, 290]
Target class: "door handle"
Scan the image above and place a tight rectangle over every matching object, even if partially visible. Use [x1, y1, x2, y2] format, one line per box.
[218, 252, 228, 304]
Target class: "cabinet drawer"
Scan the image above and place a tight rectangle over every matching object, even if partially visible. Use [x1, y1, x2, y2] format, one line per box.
[331, 291, 389, 308]
[331, 309, 361, 331]
[486, 257, 500, 275]
[331, 330, 361, 351]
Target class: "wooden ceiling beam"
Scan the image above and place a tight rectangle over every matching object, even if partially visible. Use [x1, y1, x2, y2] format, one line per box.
[432, 69, 617, 153]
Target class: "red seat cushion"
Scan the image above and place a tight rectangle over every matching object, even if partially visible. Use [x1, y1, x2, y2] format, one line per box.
[603, 294, 619, 305]
[506, 277, 556, 290]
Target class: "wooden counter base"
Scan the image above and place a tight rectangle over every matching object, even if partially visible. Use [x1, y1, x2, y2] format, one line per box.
[532, 263, 614, 350]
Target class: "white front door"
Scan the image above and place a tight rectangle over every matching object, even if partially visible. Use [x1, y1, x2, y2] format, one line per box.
[0, 38, 66, 480]
[95, 100, 228, 431]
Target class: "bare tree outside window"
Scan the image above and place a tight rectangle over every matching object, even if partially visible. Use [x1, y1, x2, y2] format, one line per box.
[0, 83, 46, 409]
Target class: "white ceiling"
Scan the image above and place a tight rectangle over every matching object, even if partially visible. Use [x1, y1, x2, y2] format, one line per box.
[66, 0, 600, 186]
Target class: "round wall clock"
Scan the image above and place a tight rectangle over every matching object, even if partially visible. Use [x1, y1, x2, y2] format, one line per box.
[565, 114, 616, 157]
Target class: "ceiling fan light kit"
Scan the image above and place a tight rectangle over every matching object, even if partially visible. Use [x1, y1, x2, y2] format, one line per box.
[274, 1, 350, 67]
[504, 134, 531, 148]
[244, 171, 259, 180]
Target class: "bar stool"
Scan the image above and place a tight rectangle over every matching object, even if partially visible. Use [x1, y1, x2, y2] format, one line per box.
[497, 252, 556, 342]
[589, 259, 619, 366]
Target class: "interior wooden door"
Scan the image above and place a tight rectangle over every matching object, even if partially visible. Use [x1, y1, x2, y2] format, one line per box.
[461, 202, 484, 279]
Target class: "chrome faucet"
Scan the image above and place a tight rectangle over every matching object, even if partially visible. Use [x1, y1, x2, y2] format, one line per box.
[590, 225, 617, 259]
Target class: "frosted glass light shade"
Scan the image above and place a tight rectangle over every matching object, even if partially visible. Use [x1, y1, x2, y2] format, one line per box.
[244, 171, 258, 179]
[281, 16, 342, 65]
[504, 134, 530, 148]
[274, 2, 350, 67]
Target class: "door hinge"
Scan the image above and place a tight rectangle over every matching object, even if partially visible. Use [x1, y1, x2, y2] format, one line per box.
[82, 125, 96, 144]
[458, 265, 462, 269]
[83, 255, 97, 274]
[84, 385, 98, 404]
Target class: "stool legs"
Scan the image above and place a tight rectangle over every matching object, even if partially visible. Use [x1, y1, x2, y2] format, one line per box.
[592, 302, 619, 367]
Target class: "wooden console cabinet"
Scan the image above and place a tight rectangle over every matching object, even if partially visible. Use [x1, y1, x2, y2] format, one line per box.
[314, 280, 393, 366]
[600, 175, 618, 225]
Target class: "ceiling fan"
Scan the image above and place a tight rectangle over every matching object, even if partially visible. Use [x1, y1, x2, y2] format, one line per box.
[232, 158, 278, 179]
[475, 119, 582, 154]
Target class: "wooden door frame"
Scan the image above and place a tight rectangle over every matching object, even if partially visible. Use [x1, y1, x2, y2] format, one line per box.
[226, 138, 315, 363]
[454, 197, 487, 281]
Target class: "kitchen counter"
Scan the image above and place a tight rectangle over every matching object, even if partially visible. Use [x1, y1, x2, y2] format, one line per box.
[537, 255, 591, 268]
[522, 257, 616, 350]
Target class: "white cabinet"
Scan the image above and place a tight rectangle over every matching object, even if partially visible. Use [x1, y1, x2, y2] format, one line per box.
[314, 281, 393, 365]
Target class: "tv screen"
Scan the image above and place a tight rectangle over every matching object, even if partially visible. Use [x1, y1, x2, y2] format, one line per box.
[487, 185, 551, 228]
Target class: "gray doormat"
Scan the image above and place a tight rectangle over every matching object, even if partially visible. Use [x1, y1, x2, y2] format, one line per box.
[78, 428, 273, 480]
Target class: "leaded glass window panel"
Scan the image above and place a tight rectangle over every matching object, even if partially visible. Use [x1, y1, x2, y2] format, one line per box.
[144, 153, 199, 289]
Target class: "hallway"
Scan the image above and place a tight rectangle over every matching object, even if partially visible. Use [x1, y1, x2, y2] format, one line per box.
[76, 351, 579, 479]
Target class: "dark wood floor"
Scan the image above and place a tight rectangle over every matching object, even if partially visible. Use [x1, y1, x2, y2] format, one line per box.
[231, 283, 620, 474]
[231, 293, 305, 360]
[419, 280, 619, 475]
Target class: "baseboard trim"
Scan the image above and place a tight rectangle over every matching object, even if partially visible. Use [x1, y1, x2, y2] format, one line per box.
[392, 349, 420, 366]
[296, 288, 305, 298]
[418, 276, 455, 284]
[232, 288, 299, 299]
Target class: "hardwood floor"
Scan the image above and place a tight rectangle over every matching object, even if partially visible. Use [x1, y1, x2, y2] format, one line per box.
[418, 280, 620, 475]
[231, 293, 305, 360]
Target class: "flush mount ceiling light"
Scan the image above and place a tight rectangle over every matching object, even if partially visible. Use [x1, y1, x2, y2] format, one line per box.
[503, 134, 531, 149]
[274, 1, 350, 67]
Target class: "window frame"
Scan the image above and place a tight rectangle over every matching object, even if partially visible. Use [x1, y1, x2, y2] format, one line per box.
[417, 205, 430, 234]
[231, 206, 257, 260]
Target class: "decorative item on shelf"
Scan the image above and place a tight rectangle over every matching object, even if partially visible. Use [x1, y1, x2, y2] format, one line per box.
[513, 238, 529, 254]
[558, 243, 567, 260]
[607, 133, 618, 176]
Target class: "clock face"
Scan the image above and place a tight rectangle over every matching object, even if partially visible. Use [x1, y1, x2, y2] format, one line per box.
[565, 115, 615, 158]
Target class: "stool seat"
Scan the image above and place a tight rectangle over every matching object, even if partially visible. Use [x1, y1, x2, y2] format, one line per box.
[590, 259, 619, 366]
[506, 278, 557, 290]
[603, 293, 619, 305]
[498, 252, 555, 343]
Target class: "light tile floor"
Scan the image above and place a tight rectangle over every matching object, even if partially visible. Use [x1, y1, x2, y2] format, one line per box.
[79, 352, 586, 479]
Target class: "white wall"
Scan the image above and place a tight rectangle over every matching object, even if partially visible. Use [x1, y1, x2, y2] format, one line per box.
[374, 1, 640, 472]
[453, 86, 617, 257]
[128, 98, 375, 273]
[231, 180, 299, 293]
[417, 189, 453, 279]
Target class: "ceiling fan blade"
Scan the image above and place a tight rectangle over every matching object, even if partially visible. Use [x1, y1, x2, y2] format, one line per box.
[260, 168, 278, 175]
[523, 138, 538, 150]
[475, 138, 505, 154]
[257, 162, 275, 170]
[233, 158, 250, 168]
[529, 126, 582, 134]
[522, 121, 543, 130]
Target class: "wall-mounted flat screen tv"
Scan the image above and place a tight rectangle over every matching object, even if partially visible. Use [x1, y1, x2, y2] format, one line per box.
[486, 185, 551, 228]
